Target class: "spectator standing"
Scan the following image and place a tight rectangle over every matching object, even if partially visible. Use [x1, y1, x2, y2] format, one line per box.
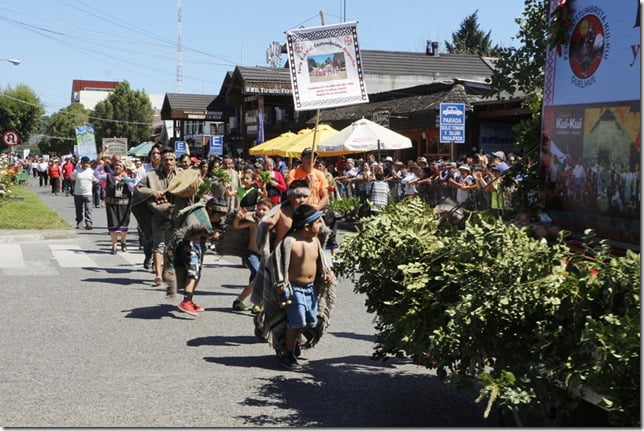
[261, 157, 287, 204]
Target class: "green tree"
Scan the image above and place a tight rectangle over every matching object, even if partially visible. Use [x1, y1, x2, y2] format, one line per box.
[42, 103, 89, 155]
[444, 10, 501, 56]
[92, 81, 153, 150]
[488, 0, 548, 154]
[0, 85, 45, 151]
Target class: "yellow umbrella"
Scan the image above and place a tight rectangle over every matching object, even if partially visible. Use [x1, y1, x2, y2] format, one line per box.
[249, 131, 297, 156]
[273, 124, 338, 158]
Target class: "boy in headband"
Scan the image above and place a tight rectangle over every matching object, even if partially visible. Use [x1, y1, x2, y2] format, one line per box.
[274, 203, 333, 370]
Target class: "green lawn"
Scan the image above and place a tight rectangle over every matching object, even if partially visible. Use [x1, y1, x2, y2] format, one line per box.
[0, 185, 70, 229]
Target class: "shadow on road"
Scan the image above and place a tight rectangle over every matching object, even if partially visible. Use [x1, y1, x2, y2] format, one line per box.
[328, 331, 377, 343]
[224, 354, 498, 427]
[121, 303, 193, 320]
[187, 334, 261, 348]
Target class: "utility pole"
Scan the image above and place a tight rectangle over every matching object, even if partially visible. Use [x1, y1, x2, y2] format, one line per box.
[175, 0, 183, 92]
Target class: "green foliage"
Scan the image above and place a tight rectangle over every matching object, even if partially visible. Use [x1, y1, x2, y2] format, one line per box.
[259, 170, 272, 185]
[0, 84, 45, 151]
[327, 196, 361, 220]
[444, 10, 501, 56]
[488, 0, 548, 99]
[92, 81, 154, 149]
[334, 200, 640, 426]
[211, 167, 232, 184]
[42, 102, 89, 155]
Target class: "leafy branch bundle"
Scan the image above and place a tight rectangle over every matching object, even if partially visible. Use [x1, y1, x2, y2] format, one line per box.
[334, 198, 640, 426]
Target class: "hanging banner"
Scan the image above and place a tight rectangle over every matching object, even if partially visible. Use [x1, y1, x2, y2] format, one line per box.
[286, 21, 369, 111]
[75, 125, 98, 161]
[541, 0, 640, 244]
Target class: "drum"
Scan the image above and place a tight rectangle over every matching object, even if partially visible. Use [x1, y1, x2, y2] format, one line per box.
[165, 168, 202, 198]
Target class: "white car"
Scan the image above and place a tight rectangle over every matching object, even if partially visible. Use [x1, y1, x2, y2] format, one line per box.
[442, 106, 463, 116]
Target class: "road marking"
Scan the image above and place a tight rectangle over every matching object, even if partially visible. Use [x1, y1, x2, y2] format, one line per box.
[0, 244, 25, 268]
[49, 244, 96, 267]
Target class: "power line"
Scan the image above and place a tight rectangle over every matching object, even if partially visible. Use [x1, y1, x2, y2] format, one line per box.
[0, 93, 153, 126]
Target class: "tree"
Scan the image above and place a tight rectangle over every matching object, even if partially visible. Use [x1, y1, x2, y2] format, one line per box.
[92, 81, 154, 150]
[444, 10, 501, 56]
[488, 0, 549, 154]
[43, 102, 90, 155]
[0, 85, 45, 151]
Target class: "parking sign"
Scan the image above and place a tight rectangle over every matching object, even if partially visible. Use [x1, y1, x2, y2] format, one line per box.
[439, 103, 465, 144]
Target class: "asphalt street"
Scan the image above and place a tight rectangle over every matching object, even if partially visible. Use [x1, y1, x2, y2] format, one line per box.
[0, 175, 499, 427]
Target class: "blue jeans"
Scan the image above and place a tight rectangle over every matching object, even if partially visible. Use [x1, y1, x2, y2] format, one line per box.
[243, 251, 261, 284]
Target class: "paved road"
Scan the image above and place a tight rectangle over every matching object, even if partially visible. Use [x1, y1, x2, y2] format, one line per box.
[0, 176, 499, 427]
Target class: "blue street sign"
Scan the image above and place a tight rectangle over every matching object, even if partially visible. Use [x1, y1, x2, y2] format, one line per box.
[209, 135, 223, 156]
[174, 140, 188, 157]
[439, 103, 465, 144]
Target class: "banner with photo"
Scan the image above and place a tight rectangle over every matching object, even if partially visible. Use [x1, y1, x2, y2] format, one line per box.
[75, 125, 98, 161]
[541, 0, 640, 244]
[286, 21, 369, 111]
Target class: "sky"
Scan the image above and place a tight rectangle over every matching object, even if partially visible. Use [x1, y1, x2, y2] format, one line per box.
[0, 0, 528, 115]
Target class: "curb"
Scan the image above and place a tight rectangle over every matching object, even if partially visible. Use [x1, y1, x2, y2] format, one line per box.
[0, 230, 78, 243]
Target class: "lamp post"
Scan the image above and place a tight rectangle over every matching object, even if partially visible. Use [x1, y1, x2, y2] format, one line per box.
[1, 58, 20, 66]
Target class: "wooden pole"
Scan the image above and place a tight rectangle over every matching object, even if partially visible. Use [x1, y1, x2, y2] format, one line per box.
[310, 10, 325, 166]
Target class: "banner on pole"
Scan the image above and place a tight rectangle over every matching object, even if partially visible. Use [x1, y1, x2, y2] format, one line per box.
[102, 137, 128, 157]
[75, 125, 97, 161]
[286, 21, 369, 111]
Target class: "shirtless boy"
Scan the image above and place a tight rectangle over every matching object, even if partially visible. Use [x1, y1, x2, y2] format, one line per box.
[278, 204, 332, 370]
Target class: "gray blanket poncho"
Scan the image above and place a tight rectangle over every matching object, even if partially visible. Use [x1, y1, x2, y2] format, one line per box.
[253, 233, 337, 355]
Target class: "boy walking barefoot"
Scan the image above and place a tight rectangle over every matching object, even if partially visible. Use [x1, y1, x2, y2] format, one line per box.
[270, 204, 335, 370]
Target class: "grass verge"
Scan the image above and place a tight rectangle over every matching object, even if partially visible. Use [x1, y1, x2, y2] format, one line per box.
[0, 185, 70, 230]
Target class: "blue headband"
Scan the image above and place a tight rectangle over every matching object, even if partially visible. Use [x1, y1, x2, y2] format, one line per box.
[293, 211, 322, 228]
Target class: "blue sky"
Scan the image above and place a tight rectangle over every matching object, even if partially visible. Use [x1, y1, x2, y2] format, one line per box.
[0, 0, 527, 115]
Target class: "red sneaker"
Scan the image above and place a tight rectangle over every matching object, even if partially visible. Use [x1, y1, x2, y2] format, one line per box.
[191, 301, 205, 312]
[178, 301, 198, 316]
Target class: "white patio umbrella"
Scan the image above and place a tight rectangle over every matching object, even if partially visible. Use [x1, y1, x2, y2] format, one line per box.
[317, 118, 412, 157]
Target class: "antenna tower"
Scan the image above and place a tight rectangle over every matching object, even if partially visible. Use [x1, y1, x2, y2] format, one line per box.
[175, 0, 183, 92]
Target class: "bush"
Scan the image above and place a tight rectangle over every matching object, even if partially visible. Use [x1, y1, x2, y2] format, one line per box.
[334, 199, 640, 426]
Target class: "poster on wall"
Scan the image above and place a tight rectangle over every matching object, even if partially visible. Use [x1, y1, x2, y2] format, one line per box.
[541, 0, 640, 244]
[285, 21, 369, 111]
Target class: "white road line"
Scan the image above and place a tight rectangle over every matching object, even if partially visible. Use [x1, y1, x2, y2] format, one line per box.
[49, 244, 96, 267]
[0, 244, 25, 268]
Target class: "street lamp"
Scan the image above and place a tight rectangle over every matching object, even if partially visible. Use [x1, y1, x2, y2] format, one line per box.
[1, 58, 21, 66]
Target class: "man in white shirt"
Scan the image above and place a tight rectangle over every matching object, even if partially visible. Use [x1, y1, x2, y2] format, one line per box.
[71, 156, 98, 230]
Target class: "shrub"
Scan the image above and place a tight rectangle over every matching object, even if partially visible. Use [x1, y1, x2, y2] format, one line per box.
[334, 198, 640, 426]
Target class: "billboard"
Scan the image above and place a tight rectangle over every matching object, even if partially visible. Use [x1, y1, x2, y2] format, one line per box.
[286, 21, 369, 111]
[541, 0, 640, 244]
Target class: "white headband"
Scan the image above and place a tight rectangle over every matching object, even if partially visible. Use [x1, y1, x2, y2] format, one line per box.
[287, 187, 311, 197]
